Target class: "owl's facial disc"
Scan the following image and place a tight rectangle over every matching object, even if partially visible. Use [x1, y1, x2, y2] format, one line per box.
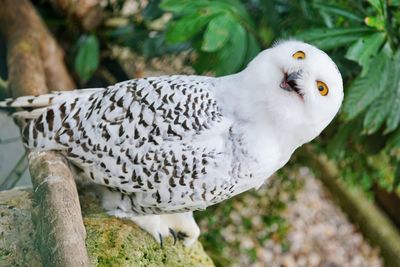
[280, 70, 303, 99]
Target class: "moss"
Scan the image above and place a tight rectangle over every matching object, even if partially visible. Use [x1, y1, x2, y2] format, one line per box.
[0, 188, 214, 267]
[80, 193, 213, 266]
[0, 188, 42, 266]
[84, 215, 213, 267]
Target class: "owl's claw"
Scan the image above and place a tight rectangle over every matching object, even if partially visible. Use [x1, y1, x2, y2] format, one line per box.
[177, 231, 188, 240]
[169, 228, 177, 245]
[111, 211, 200, 247]
[158, 232, 164, 248]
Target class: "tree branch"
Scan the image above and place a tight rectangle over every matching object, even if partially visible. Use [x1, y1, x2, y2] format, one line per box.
[50, 0, 106, 31]
[0, 1, 89, 266]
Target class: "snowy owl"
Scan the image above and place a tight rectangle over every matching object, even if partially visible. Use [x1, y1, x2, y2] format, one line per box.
[0, 40, 343, 246]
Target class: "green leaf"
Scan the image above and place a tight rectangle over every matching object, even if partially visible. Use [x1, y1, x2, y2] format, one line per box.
[216, 0, 255, 28]
[213, 23, 247, 75]
[296, 27, 373, 50]
[367, 0, 384, 15]
[160, 0, 197, 14]
[365, 16, 385, 31]
[243, 34, 261, 66]
[74, 34, 99, 82]
[326, 121, 357, 159]
[387, 128, 400, 149]
[165, 12, 216, 43]
[312, 3, 363, 22]
[343, 50, 390, 120]
[201, 14, 235, 52]
[385, 51, 400, 133]
[394, 164, 400, 189]
[345, 33, 386, 76]
[363, 85, 393, 134]
[391, 0, 400, 6]
[194, 23, 247, 75]
[319, 10, 334, 28]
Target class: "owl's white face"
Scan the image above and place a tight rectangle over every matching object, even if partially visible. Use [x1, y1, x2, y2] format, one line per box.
[243, 40, 344, 140]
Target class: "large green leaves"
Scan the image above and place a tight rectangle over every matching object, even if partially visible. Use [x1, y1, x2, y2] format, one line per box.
[344, 50, 400, 135]
[384, 51, 400, 133]
[345, 32, 386, 76]
[202, 14, 235, 52]
[296, 27, 373, 50]
[74, 34, 99, 82]
[165, 13, 217, 43]
[362, 85, 393, 134]
[312, 2, 364, 22]
[367, 0, 385, 15]
[161, 0, 260, 75]
[344, 51, 389, 120]
[194, 23, 248, 75]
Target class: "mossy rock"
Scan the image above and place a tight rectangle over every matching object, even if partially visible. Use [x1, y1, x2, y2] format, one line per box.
[0, 188, 214, 267]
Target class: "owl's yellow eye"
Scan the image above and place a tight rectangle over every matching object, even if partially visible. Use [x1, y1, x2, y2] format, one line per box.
[317, 81, 329, 96]
[292, 51, 306, 60]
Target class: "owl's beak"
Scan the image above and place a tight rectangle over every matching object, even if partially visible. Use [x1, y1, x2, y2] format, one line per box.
[280, 70, 303, 97]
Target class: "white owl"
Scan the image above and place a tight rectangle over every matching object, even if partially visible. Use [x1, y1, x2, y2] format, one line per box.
[0, 41, 343, 246]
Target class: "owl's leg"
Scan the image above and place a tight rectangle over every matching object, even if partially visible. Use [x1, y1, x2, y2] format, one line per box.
[106, 211, 199, 247]
[159, 211, 200, 247]
[98, 188, 199, 246]
[98, 188, 169, 245]
[120, 212, 200, 247]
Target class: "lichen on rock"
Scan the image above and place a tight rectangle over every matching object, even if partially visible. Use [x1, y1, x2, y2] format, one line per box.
[81, 193, 214, 267]
[0, 188, 214, 267]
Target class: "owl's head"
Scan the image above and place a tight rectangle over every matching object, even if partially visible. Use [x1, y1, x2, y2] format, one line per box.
[242, 40, 344, 141]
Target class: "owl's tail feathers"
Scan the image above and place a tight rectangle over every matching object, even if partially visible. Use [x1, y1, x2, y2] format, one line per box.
[0, 88, 103, 109]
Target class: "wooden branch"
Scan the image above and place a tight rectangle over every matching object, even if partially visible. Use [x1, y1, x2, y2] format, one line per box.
[49, 0, 106, 31]
[29, 152, 89, 266]
[0, 0, 75, 93]
[0, 1, 89, 266]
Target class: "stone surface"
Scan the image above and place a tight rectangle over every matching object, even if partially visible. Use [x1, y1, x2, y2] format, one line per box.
[0, 187, 214, 267]
[0, 188, 41, 266]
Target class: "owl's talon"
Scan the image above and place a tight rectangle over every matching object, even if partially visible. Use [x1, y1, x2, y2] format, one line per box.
[169, 228, 177, 245]
[177, 231, 189, 240]
[110, 212, 200, 247]
[158, 232, 164, 248]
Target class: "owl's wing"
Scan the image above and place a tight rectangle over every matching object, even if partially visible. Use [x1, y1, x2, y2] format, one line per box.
[20, 75, 232, 210]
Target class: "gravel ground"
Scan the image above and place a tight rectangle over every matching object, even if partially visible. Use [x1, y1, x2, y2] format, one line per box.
[266, 168, 383, 267]
[197, 167, 384, 267]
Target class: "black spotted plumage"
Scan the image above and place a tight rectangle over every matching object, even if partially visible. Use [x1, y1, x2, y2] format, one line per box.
[6, 75, 253, 215]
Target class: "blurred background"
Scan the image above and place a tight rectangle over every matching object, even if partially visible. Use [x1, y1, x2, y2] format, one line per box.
[1, 0, 400, 266]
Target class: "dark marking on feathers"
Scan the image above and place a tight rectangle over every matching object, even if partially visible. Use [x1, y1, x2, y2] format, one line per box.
[46, 109, 55, 131]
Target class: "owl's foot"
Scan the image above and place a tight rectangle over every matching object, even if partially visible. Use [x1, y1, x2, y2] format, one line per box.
[160, 212, 200, 247]
[101, 190, 200, 247]
[124, 211, 200, 247]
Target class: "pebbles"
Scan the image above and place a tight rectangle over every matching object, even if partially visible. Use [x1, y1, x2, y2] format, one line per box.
[277, 169, 383, 267]
[197, 168, 383, 267]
